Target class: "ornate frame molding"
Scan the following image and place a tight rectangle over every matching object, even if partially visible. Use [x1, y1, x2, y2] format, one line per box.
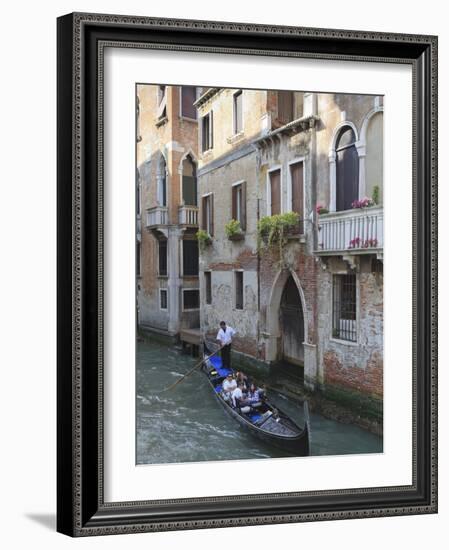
[57, 12, 438, 537]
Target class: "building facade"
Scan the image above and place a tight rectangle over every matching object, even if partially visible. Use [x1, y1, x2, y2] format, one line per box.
[196, 88, 383, 405]
[137, 85, 201, 338]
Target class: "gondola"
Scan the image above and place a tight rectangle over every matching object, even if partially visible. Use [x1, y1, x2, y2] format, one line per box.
[202, 342, 310, 456]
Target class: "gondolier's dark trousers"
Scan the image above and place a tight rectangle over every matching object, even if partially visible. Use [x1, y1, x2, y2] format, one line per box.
[221, 343, 231, 370]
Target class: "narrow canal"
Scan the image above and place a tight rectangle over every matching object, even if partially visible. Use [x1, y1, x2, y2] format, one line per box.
[137, 339, 382, 465]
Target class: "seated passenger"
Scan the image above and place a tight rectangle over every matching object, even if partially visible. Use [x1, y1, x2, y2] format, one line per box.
[231, 383, 246, 408]
[235, 371, 249, 389]
[222, 373, 237, 402]
[247, 383, 261, 406]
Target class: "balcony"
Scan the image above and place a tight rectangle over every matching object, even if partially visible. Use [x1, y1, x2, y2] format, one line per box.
[178, 205, 199, 227]
[316, 207, 383, 256]
[146, 206, 168, 228]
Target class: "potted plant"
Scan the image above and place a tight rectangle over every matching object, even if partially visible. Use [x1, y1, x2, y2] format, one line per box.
[351, 197, 375, 209]
[225, 219, 244, 241]
[316, 204, 329, 215]
[372, 185, 380, 205]
[257, 212, 301, 260]
[196, 229, 212, 251]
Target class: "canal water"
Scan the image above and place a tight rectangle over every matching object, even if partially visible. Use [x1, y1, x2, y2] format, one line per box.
[137, 339, 382, 465]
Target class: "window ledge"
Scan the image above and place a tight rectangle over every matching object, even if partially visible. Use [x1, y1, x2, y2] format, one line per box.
[228, 232, 245, 242]
[155, 115, 168, 128]
[329, 337, 359, 347]
[227, 131, 245, 144]
[180, 116, 198, 123]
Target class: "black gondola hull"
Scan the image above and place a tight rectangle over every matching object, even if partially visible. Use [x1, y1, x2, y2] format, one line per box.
[202, 353, 310, 456]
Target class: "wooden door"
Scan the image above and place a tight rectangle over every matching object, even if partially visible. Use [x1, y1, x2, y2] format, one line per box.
[280, 276, 305, 365]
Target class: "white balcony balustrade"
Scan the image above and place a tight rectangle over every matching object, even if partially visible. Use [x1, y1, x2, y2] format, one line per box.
[316, 206, 383, 255]
[178, 205, 199, 226]
[146, 206, 168, 228]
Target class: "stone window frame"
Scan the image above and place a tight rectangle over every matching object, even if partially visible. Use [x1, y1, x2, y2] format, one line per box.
[159, 288, 168, 311]
[181, 288, 201, 311]
[231, 179, 246, 231]
[157, 238, 168, 278]
[232, 89, 244, 136]
[178, 150, 199, 207]
[233, 269, 244, 311]
[200, 110, 214, 153]
[201, 192, 214, 236]
[266, 164, 283, 216]
[329, 270, 360, 346]
[180, 237, 199, 278]
[204, 271, 212, 305]
[287, 156, 306, 233]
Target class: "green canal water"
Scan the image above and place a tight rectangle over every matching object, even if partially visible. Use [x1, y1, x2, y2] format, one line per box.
[136, 339, 382, 465]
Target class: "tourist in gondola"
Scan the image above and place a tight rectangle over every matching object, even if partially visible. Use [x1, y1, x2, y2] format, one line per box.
[235, 370, 249, 389]
[247, 383, 261, 406]
[221, 372, 237, 403]
[216, 321, 236, 370]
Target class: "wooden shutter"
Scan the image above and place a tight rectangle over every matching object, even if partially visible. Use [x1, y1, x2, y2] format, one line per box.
[181, 86, 196, 119]
[291, 162, 304, 232]
[278, 91, 294, 124]
[270, 170, 281, 215]
[209, 194, 214, 236]
[231, 185, 237, 220]
[240, 181, 247, 231]
[209, 110, 214, 149]
[183, 240, 199, 276]
[201, 196, 207, 230]
[336, 145, 359, 211]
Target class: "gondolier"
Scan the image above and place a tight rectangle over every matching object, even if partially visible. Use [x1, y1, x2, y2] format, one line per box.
[216, 321, 236, 370]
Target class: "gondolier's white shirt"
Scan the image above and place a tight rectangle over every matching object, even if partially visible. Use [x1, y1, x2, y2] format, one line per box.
[217, 326, 236, 346]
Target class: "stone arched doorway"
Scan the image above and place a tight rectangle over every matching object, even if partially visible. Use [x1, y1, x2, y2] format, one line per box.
[280, 275, 305, 365]
[266, 270, 307, 364]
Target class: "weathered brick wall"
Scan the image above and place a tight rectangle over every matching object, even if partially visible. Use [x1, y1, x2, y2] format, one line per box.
[317, 257, 383, 397]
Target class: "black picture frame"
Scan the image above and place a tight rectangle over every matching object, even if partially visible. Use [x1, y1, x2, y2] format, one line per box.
[57, 12, 438, 536]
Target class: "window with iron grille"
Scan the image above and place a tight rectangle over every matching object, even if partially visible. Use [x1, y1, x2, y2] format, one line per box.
[158, 239, 167, 276]
[205, 272, 212, 305]
[235, 271, 244, 310]
[160, 289, 168, 310]
[182, 239, 199, 276]
[332, 274, 357, 341]
[183, 289, 200, 310]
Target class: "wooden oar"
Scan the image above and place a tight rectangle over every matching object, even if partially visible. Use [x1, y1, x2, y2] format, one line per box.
[160, 346, 222, 393]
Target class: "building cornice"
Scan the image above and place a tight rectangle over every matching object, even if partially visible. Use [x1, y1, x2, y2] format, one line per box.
[253, 115, 320, 147]
[193, 88, 222, 108]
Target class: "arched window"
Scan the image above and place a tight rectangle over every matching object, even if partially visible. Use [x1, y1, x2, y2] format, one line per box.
[157, 155, 167, 206]
[336, 126, 359, 211]
[182, 155, 197, 206]
[365, 111, 383, 204]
